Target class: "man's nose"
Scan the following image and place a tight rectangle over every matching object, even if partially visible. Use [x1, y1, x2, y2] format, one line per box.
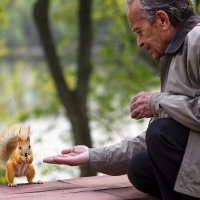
[136, 37, 144, 47]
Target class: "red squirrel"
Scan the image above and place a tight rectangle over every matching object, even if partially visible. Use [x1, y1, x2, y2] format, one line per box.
[0, 125, 42, 186]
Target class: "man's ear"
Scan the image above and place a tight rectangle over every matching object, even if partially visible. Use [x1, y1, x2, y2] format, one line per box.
[156, 10, 171, 30]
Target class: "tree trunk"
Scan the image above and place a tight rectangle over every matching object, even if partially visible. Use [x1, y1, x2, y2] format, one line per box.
[33, 0, 95, 177]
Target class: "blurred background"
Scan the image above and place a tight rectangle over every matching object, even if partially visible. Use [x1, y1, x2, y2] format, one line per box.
[0, 0, 199, 184]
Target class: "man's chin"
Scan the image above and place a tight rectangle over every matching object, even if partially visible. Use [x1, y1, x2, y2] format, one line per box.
[151, 52, 163, 60]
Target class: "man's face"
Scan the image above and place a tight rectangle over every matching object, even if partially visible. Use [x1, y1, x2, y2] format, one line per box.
[127, 0, 172, 60]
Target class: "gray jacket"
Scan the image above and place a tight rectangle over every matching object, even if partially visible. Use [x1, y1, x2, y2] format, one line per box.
[89, 15, 200, 198]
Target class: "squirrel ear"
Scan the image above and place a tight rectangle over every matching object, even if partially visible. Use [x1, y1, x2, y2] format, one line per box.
[27, 125, 30, 142]
[18, 127, 22, 137]
[28, 125, 30, 137]
[18, 127, 22, 143]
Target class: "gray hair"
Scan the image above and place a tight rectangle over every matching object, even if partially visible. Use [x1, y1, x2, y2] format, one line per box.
[126, 0, 195, 27]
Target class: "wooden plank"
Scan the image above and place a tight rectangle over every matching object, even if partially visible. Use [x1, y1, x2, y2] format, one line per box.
[0, 175, 159, 200]
[59, 190, 125, 200]
[61, 175, 131, 188]
[0, 182, 131, 197]
[0, 189, 125, 200]
[0, 181, 81, 194]
[101, 187, 159, 200]
[0, 188, 159, 200]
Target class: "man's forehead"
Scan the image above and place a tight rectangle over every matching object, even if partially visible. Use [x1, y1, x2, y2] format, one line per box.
[128, 10, 146, 31]
[128, 0, 146, 24]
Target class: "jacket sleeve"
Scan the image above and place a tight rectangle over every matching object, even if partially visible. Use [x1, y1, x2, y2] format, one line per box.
[89, 132, 146, 175]
[151, 93, 200, 132]
[151, 25, 200, 132]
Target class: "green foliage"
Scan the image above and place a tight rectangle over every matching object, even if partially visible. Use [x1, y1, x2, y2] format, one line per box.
[0, 1, 9, 181]
[0, 0, 9, 29]
[192, 0, 200, 13]
[0, 0, 9, 57]
[0, 62, 61, 126]
[88, 0, 159, 130]
[0, 0, 39, 47]
[50, 0, 79, 66]
[0, 0, 160, 127]
[196, 0, 200, 13]
[0, 169, 6, 185]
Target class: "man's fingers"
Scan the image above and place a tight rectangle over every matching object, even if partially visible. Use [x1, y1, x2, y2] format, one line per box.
[62, 145, 88, 154]
[43, 153, 87, 166]
[130, 91, 146, 103]
[43, 154, 64, 162]
[43, 156, 58, 164]
[51, 156, 76, 166]
[43, 155, 74, 165]
[131, 106, 146, 119]
[130, 102, 137, 113]
[131, 107, 140, 119]
[61, 148, 75, 154]
[43, 145, 89, 166]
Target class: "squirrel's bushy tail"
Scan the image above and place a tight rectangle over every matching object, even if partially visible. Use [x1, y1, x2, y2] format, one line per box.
[0, 127, 19, 169]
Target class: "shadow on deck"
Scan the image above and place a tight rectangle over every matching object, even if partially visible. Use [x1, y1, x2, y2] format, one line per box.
[0, 175, 159, 200]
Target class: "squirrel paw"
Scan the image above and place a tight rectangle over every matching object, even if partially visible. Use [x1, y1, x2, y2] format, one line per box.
[28, 180, 43, 184]
[36, 180, 43, 184]
[8, 183, 17, 187]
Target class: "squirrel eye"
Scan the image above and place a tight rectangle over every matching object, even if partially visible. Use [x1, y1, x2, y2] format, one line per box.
[29, 145, 31, 148]
[19, 146, 22, 150]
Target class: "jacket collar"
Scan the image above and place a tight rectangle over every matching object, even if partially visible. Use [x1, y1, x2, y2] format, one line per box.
[165, 15, 200, 54]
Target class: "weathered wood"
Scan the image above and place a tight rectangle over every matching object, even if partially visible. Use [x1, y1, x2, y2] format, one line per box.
[0, 175, 159, 200]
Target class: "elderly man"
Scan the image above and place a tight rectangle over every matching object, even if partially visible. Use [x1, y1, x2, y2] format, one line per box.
[44, 0, 200, 199]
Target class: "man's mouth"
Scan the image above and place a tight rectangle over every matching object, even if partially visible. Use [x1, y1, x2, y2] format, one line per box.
[146, 47, 151, 52]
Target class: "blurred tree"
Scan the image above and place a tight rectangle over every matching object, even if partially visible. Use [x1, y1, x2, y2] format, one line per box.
[32, 0, 160, 177]
[33, 0, 94, 177]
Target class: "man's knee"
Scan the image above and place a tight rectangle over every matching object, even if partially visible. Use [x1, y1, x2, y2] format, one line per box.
[146, 118, 189, 152]
[127, 152, 161, 197]
[127, 152, 149, 192]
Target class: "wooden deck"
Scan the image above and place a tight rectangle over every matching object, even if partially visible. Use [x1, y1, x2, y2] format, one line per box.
[0, 175, 159, 200]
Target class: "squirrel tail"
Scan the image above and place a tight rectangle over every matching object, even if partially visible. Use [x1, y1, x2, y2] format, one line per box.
[0, 127, 19, 169]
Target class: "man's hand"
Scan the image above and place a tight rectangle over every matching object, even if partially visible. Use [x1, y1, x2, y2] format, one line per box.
[43, 145, 89, 166]
[130, 91, 153, 119]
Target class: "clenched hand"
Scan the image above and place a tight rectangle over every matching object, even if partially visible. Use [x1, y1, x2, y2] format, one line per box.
[130, 91, 153, 119]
